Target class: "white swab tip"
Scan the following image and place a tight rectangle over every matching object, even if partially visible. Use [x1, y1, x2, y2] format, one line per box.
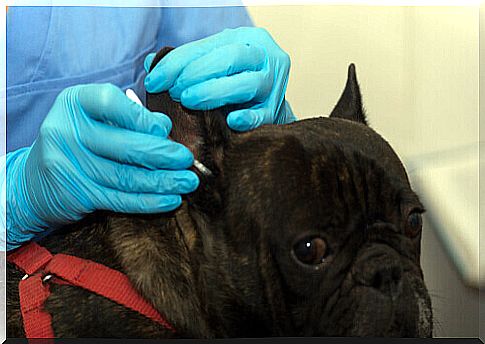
[125, 88, 142, 105]
[193, 159, 213, 176]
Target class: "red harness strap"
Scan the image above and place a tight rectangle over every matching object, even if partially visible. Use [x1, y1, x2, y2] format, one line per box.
[8, 242, 175, 338]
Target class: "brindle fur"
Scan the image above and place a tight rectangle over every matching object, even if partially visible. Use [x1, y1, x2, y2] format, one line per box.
[7, 47, 432, 338]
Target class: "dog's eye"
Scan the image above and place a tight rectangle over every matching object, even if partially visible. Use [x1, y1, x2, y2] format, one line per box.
[293, 236, 328, 265]
[405, 212, 423, 238]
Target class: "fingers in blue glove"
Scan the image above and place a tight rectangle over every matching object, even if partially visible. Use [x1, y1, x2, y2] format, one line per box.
[77, 83, 172, 137]
[144, 52, 157, 73]
[145, 33, 226, 93]
[168, 43, 266, 100]
[179, 70, 272, 110]
[81, 154, 199, 194]
[76, 117, 194, 170]
[226, 108, 269, 132]
[68, 84, 194, 170]
[94, 188, 183, 214]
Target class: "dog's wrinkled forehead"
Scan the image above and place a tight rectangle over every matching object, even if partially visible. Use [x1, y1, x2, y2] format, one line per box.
[223, 119, 414, 235]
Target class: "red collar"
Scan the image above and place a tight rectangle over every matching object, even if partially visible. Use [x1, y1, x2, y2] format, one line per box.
[7, 242, 175, 338]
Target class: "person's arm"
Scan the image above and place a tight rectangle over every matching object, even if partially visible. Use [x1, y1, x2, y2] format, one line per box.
[4, 84, 199, 251]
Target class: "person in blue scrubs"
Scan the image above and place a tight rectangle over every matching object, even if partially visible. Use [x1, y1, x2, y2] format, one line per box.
[2, 6, 296, 251]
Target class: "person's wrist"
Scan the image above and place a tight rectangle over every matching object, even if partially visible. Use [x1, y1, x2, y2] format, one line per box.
[6, 147, 48, 248]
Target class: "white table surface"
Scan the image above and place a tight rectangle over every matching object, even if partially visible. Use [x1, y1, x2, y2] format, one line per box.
[406, 143, 482, 288]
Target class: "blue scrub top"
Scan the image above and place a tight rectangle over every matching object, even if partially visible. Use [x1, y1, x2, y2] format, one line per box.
[6, 6, 253, 152]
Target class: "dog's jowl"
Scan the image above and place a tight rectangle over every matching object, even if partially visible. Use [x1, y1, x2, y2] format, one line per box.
[7, 47, 432, 338]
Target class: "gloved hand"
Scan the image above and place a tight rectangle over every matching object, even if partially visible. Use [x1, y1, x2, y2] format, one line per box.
[6, 83, 198, 249]
[144, 27, 297, 132]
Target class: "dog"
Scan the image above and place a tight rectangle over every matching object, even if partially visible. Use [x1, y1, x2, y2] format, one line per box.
[7, 47, 433, 338]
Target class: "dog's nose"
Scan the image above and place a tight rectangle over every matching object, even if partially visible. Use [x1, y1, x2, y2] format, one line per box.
[368, 264, 402, 299]
[352, 244, 403, 300]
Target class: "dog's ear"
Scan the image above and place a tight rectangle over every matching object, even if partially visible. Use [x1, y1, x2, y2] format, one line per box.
[146, 47, 234, 214]
[146, 46, 232, 166]
[329, 64, 367, 125]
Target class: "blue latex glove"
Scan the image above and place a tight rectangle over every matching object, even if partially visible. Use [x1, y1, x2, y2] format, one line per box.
[6, 83, 199, 249]
[144, 27, 297, 132]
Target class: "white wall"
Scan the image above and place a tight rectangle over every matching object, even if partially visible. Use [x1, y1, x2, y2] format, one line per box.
[247, 5, 478, 160]
[479, 2, 484, 342]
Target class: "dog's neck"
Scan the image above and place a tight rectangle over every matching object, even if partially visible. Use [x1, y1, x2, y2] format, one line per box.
[107, 197, 274, 338]
[179, 200, 291, 338]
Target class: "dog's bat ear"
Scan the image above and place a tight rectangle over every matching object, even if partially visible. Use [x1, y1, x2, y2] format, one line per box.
[146, 46, 232, 183]
[329, 64, 367, 125]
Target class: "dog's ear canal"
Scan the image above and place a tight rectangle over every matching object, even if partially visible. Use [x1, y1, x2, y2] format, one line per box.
[329, 64, 367, 125]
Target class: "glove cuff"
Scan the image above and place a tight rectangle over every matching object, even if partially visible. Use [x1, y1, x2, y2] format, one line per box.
[6, 147, 49, 250]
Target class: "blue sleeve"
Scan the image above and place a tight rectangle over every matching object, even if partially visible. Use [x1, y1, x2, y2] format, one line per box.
[156, 6, 253, 48]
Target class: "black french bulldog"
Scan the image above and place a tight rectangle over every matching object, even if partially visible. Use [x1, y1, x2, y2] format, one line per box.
[7, 47, 432, 338]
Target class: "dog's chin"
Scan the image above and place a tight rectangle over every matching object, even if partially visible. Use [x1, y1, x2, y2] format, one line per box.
[315, 274, 432, 337]
[408, 274, 434, 338]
